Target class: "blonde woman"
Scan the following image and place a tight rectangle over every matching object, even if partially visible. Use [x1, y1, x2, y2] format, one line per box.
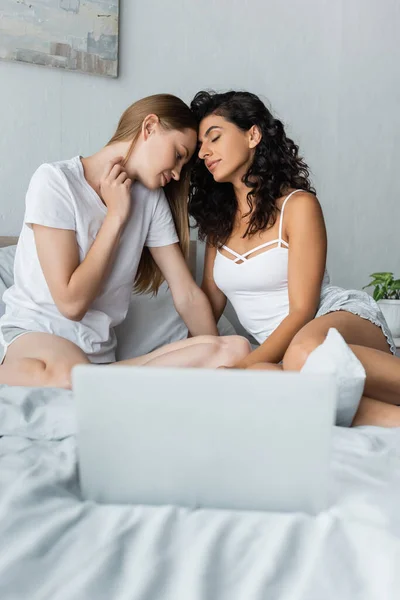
[0, 94, 250, 388]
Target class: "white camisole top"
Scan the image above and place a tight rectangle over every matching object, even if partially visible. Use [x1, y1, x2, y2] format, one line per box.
[213, 190, 330, 344]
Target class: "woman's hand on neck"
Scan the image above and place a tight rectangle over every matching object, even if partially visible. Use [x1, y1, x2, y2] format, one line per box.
[81, 142, 137, 197]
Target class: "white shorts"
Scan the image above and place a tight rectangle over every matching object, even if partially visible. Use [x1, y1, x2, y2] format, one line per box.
[0, 326, 36, 364]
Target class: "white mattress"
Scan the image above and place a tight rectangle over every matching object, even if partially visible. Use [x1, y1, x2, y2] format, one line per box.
[0, 384, 399, 599]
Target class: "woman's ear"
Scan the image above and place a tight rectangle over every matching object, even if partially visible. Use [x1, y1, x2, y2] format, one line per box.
[142, 114, 160, 140]
[248, 125, 262, 149]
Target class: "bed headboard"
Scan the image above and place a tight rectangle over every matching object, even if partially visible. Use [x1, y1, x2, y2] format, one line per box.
[0, 236, 198, 279]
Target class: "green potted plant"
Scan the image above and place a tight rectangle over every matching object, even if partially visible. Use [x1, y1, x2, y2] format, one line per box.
[363, 272, 400, 340]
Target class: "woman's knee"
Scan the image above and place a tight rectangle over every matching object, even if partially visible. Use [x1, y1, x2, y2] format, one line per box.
[219, 335, 251, 363]
[283, 337, 322, 371]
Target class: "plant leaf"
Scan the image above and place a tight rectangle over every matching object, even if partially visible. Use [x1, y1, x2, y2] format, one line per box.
[369, 279, 384, 288]
[370, 272, 394, 279]
[384, 274, 394, 285]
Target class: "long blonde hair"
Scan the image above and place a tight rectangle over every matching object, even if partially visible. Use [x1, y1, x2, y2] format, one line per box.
[107, 94, 197, 295]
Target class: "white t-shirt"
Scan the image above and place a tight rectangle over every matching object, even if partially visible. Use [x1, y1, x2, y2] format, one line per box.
[0, 156, 179, 362]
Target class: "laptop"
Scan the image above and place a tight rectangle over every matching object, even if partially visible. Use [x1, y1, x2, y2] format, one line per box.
[73, 366, 336, 514]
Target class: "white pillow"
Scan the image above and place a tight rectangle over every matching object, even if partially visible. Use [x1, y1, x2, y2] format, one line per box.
[0, 245, 16, 288]
[0, 245, 17, 318]
[301, 327, 366, 427]
[0, 246, 237, 360]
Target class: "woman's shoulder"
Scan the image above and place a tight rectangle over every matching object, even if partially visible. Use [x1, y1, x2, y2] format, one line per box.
[29, 157, 80, 188]
[278, 189, 324, 234]
[276, 188, 320, 211]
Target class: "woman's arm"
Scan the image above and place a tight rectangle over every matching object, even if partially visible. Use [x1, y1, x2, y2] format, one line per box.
[236, 193, 327, 368]
[33, 157, 132, 321]
[149, 243, 219, 336]
[201, 242, 227, 322]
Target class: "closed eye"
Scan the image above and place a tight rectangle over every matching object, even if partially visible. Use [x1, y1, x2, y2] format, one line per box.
[211, 136, 220, 143]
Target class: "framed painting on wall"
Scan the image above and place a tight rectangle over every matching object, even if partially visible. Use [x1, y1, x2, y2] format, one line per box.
[0, 1, 119, 78]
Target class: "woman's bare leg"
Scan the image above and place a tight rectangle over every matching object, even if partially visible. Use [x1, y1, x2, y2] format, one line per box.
[352, 396, 400, 427]
[247, 362, 283, 372]
[347, 345, 400, 405]
[283, 311, 390, 365]
[282, 311, 400, 426]
[287, 340, 400, 405]
[0, 333, 251, 388]
[242, 354, 400, 427]
[115, 335, 251, 368]
[0, 332, 89, 389]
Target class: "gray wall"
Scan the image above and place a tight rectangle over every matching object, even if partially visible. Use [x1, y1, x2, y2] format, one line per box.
[0, 0, 399, 295]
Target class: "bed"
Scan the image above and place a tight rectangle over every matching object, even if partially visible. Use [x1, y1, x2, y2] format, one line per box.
[0, 238, 399, 599]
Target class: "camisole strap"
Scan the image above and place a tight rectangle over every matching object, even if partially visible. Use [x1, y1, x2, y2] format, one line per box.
[241, 239, 280, 258]
[221, 245, 247, 263]
[278, 189, 303, 247]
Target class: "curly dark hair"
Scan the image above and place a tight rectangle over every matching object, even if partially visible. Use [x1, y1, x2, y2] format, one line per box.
[188, 90, 316, 246]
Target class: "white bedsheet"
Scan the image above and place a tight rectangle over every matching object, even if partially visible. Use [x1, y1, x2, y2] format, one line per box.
[0, 384, 399, 600]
